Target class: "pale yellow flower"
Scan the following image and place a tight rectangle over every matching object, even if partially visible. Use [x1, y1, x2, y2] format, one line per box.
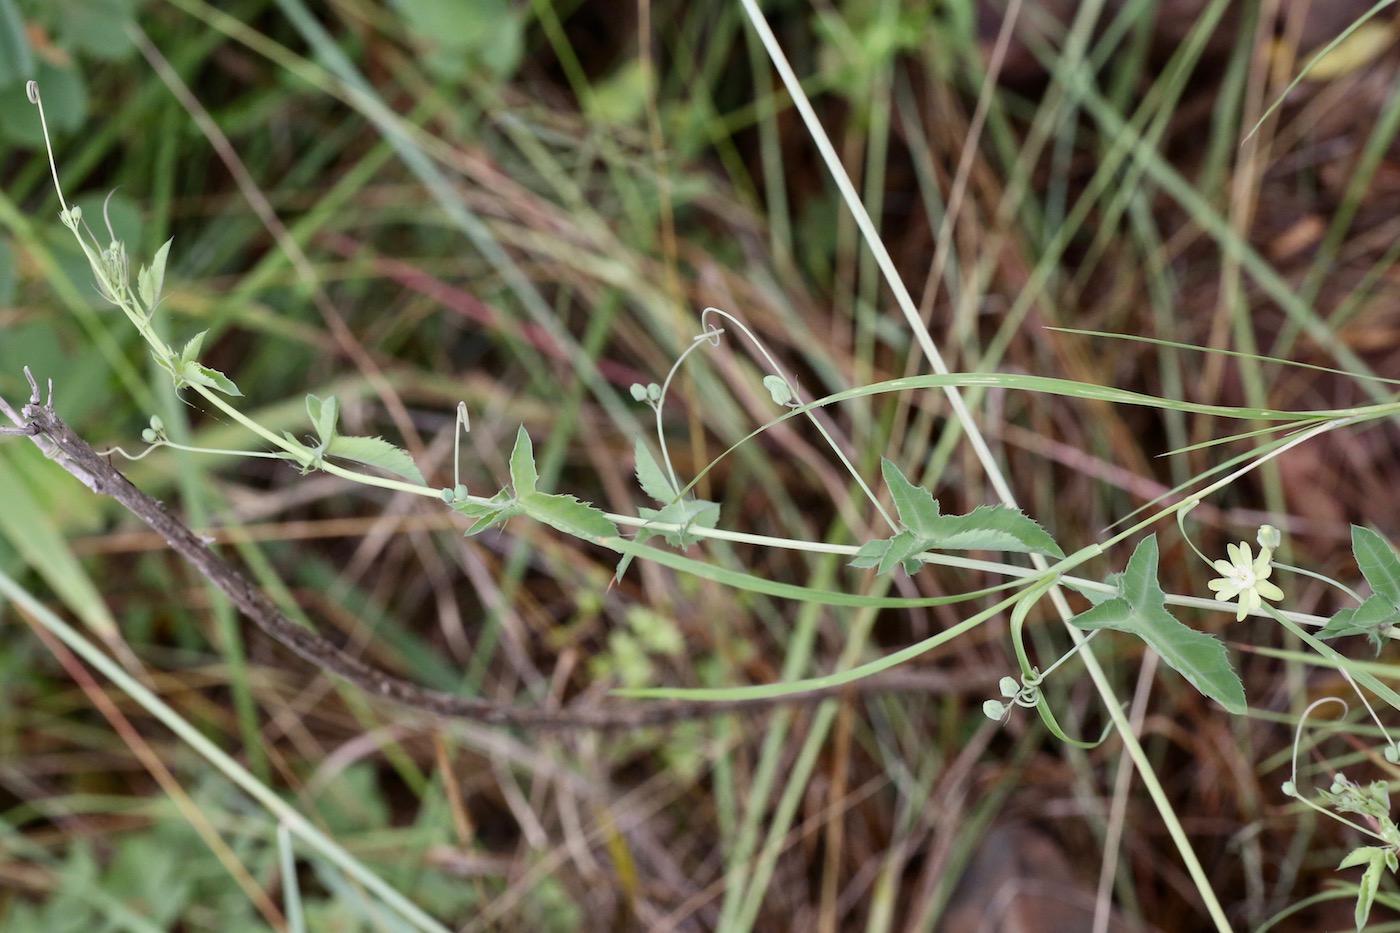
[1208, 542, 1284, 621]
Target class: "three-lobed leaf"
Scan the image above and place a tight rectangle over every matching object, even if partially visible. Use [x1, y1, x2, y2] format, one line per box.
[1319, 596, 1399, 654]
[851, 458, 1064, 575]
[292, 393, 423, 484]
[1337, 845, 1397, 930]
[1319, 526, 1400, 652]
[1070, 535, 1246, 714]
[631, 438, 719, 544]
[457, 426, 617, 542]
[617, 438, 721, 580]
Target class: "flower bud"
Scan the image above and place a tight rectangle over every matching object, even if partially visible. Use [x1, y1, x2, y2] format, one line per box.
[1257, 524, 1281, 550]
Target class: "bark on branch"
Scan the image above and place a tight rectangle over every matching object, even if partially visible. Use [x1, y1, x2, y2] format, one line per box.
[1, 372, 974, 729]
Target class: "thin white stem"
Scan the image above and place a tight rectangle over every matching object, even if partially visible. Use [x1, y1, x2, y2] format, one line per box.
[697, 307, 895, 529]
[26, 82, 70, 214]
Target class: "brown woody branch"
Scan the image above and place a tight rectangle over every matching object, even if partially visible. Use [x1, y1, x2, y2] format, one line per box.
[1, 371, 979, 729]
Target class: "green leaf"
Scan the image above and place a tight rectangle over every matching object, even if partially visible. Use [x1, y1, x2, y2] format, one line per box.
[0, 0, 34, 85]
[180, 361, 242, 397]
[1353, 525, 1400, 607]
[53, 0, 138, 61]
[584, 59, 649, 125]
[634, 438, 678, 502]
[174, 330, 239, 397]
[388, 0, 523, 82]
[1318, 595, 1400, 654]
[136, 237, 171, 312]
[281, 430, 325, 475]
[1070, 535, 1246, 714]
[0, 61, 84, 146]
[880, 457, 939, 531]
[928, 504, 1064, 555]
[325, 435, 424, 485]
[305, 393, 340, 445]
[638, 499, 720, 546]
[851, 459, 1063, 574]
[180, 330, 207, 363]
[521, 491, 618, 542]
[508, 425, 538, 495]
[453, 488, 521, 536]
[626, 436, 720, 565]
[1320, 527, 1400, 652]
[1338, 846, 1390, 929]
[617, 498, 721, 582]
[850, 529, 925, 576]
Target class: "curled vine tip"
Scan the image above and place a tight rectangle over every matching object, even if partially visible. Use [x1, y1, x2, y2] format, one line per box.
[27, 79, 70, 213]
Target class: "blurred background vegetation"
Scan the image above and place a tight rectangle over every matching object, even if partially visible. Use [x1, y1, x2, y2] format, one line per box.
[2, 0, 1400, 930]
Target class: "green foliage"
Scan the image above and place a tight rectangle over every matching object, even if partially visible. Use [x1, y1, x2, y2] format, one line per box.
[136, 237, 171, 312]
[455, 427, 617, 543]
[323, 434, 422, 483]
[170, 330, 242, 397]
[615, 438, 719, 581]
[287, 393, 425, 484]
[1320, 526, 1400, 653]
[1292, 771, 1400, 929]
[0, 0, 34, 86]
[0, 61, 83, 145]
[631, 439, 720, 546]
[1339, 845, 1398, 930]
[388, 0, 523, 83]
[26, 0, 139, 62]
[590, 605, 685, 688]
[585, 60, 650, 126]
[0, 821, 256, 932]
[509, 423, 538, 495]
[314, 762, 392, 836]
[523, 488, 618, 541]
[0, 1, 140, 144]
[633, 438, 676, 504]
[0, 447, 119, 645]
[14, 4, 1400, 931]
[453, 486, 524, 536]
[850, 458, 1065, 575]
[1070, 536, 1246, 715]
